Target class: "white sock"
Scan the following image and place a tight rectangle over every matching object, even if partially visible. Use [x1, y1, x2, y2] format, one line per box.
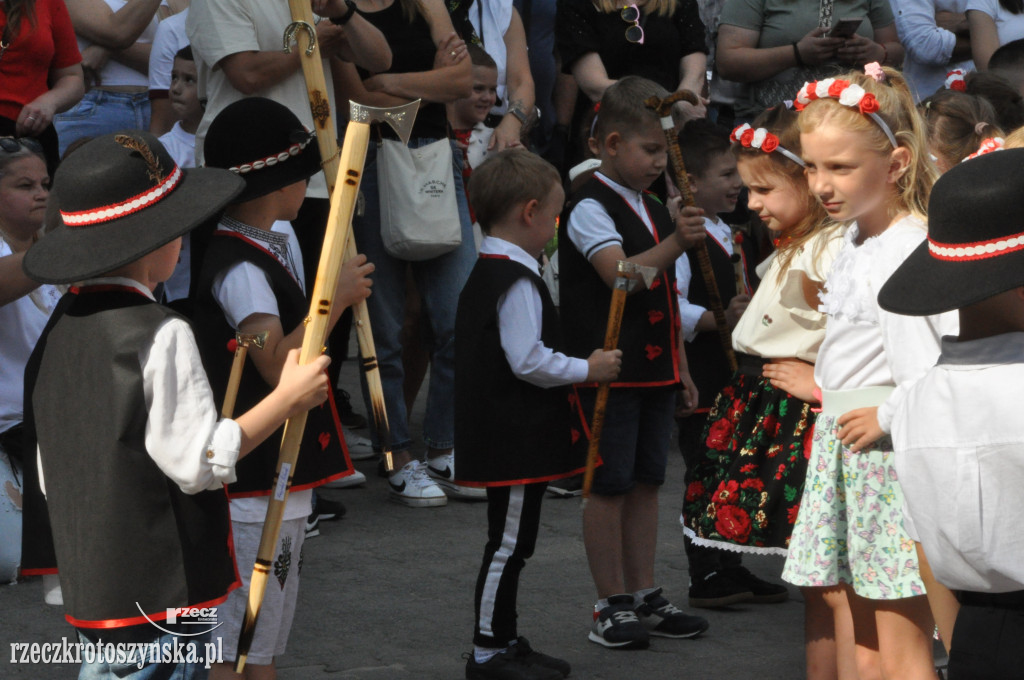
[474, 646, 504, 664]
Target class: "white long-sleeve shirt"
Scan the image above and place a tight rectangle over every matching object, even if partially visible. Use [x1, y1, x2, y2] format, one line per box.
[481, 236, 590, 387]
[675, 216, 734, 342]
[891, 0, 973, 101]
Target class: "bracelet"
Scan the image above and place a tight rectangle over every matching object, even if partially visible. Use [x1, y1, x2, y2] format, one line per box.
[792, 41, 806, 68]
[330, 0, 357, 25]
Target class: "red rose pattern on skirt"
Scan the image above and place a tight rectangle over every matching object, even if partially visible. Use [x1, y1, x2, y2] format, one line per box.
[682, 372, 815, 555]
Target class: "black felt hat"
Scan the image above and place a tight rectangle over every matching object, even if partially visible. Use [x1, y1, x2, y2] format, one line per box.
[203, 97, 321, 202]
[23, 131, 244, 284]
[879, 148, 1024, 316]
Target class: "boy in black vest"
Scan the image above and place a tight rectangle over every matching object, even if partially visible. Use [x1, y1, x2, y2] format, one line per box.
[558, 76, 710, 650]
[20, 132, 333, 679]
[674, 120, 788, 609]
[191, 98, 374, 679]
[455, 150, 622, 680]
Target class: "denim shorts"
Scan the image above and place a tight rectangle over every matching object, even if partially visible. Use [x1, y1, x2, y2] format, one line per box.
[578, 386, 675, 496]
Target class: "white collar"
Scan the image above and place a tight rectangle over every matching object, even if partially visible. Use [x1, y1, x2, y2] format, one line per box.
[479, 235, 541, 275]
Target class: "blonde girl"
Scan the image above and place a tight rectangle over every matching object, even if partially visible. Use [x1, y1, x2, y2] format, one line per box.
[767, 65, 958, 680]
[682, 105, 845, 679]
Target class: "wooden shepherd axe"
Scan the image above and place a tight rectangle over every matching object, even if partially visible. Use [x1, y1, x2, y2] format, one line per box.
[221, 331, 269, 419]
[233, 100, 417, 674]
[581, 260, 658, 502]
[645, 91, 738, 372]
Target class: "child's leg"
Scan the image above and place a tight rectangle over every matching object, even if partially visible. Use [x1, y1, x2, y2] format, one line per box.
[622, 482, 658, 592]
[916, 542, 959, 655]
[583, 493, 627, 597]
[805, 585, 858, 680]
[474, 484, 546, 649]
[848, 588, 935, 680]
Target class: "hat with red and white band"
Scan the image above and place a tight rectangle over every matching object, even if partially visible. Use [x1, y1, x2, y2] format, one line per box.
[878, 148, 1024, 316]
[24, 131, 244, 284]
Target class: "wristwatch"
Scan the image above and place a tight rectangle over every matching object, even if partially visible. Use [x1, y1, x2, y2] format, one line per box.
[507, 105, 529, 126]
[330, 0, 358, 25]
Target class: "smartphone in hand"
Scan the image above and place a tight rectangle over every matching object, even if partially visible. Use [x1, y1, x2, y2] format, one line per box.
[826, 17, 864, 38]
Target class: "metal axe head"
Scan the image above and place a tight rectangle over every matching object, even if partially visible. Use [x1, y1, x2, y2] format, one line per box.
[349, 100, 420, 146]
[616, 260, 658, 292]
[236, 330, 270, 351]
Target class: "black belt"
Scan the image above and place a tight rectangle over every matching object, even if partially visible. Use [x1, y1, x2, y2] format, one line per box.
[959, 590, 1024, 610]
[736, 353, 769, 377]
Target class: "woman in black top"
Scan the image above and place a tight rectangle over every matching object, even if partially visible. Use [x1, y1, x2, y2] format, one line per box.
[557, 0, 709, 113]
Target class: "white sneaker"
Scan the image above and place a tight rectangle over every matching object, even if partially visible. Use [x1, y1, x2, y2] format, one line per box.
[425, 452, 486, 501]
[343, 429, 376, 461]
[323, 469, 367, 489]
[388, 460, 447, 507]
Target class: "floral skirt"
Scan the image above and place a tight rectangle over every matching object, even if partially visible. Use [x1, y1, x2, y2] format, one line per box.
[781, 386, 925, 600]
[682, 368, 814, 555]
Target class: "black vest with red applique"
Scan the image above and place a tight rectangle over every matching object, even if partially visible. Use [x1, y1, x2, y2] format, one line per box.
[454, 255, 587, 485]
[190, 230, 350, 497]
[684, 229, 762, 409]
[558, 176, 680, 387]
[23, 287, 238, 628]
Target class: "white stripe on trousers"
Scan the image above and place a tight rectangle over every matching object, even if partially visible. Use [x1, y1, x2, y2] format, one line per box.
[478, 485, 526, 639]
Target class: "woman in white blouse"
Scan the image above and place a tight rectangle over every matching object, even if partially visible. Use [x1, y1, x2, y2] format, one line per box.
[967, 0, 1024, 67]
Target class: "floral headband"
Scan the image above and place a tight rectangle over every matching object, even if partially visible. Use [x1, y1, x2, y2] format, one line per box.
[793, 70, 898, 148]
[945, 69, 968, 92]
[730, 124, 805, 167]
[963, 137, 1004, 162]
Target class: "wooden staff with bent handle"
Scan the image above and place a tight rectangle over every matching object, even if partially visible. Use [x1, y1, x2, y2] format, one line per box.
[645, 92, 738, 372]
[233, 9, 418, 671]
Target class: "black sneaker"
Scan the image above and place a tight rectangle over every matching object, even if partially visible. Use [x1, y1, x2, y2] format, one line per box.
[512, 637, 570, 678]
[546, 475, 582, 498]
[635, 588, 709, 638]
[304, 511, 320, 539]
[314, 496, 347, 521]
[464, 648, 562, 680]
[337, 389, 367, 430]
[588, 594, 650, 649]
[720, 566, 789, 604]
[688, 570, 754, 608]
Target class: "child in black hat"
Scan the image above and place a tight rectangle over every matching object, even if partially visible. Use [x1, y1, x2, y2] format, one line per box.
[20, 131, 333, 679]
[880, 148, 1024, 680]
[190, 96, 374, 678]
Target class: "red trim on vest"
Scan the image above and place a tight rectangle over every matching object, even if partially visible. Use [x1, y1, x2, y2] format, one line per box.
[20, 567, 58, 576]
[214, 230, 301, 287]
[73, 284, 151, 299]
[66, 586, 239, 629]
[455, 465, 590, 488]
[575, 378, 680, 389]
[478, 253, 511, 260]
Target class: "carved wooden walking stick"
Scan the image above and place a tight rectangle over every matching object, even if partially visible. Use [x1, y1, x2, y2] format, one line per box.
[221, 331, 269, 418]
[234, 16, 418, 672]
[645, 92, 738, 372]
[581, 260, 657, 502]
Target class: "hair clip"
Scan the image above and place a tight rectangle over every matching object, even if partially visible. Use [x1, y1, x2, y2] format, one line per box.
[864, 62, 886, 82]
[945, 69, 968, 92]
[731, 123, 805, 166]
[794, 78, 898, 147]
[963, 137, 1004, 162]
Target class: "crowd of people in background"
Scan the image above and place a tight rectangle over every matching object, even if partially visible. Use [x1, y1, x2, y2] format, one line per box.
[4, 0, 1024, 677]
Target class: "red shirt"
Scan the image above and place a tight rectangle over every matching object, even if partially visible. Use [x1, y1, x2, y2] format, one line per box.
[0, 0, 81, 122]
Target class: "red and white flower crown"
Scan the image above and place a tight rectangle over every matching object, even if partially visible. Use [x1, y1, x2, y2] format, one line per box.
[793, 70, 898, 148]
[963, 136, 1004, 162]
[945, 69, 968, 92]
[730, 124, 805, 167]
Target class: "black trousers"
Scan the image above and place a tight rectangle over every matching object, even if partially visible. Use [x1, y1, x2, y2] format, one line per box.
[948, 590, 1024, 679]
[473, 483, 547, 648]
[677, 412, 741, 580]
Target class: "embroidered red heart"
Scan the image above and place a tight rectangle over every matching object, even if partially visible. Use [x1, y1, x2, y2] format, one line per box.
[648, 310, 664, 325]
[567, 392, 578, 406]
[650, 278, 661, 290]
[319, 432, 331, 450]
[645, 344, 663, 361]
[571, 429, 580, 444]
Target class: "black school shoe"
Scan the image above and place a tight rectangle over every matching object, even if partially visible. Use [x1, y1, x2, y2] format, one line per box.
[465, 647, 562, 680]
[720, 566, 789, 604]
[513, 637, 570, 678]
[688, 570, 755, 608]
[588, 594, 650, 649]
[635, 588, 709, 639]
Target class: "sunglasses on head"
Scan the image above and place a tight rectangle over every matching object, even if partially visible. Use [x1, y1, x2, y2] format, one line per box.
[0, 136, 44, 154]
[621, 4, 644, 44]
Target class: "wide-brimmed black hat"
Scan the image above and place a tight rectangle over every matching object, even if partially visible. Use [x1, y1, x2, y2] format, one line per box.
[23, 131, 244, 284]
[204, 97, 321, 202]
[879, 148, 1024, 316]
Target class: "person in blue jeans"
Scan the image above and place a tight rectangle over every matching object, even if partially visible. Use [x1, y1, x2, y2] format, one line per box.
[331, 0, 483, 507]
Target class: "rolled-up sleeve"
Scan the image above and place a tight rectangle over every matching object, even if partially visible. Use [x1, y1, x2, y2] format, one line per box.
[892, 0, 956, 65]
[141, 317, 241, 494]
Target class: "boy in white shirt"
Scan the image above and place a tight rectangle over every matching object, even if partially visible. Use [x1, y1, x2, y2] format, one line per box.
[880, 147, 1024, 679]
